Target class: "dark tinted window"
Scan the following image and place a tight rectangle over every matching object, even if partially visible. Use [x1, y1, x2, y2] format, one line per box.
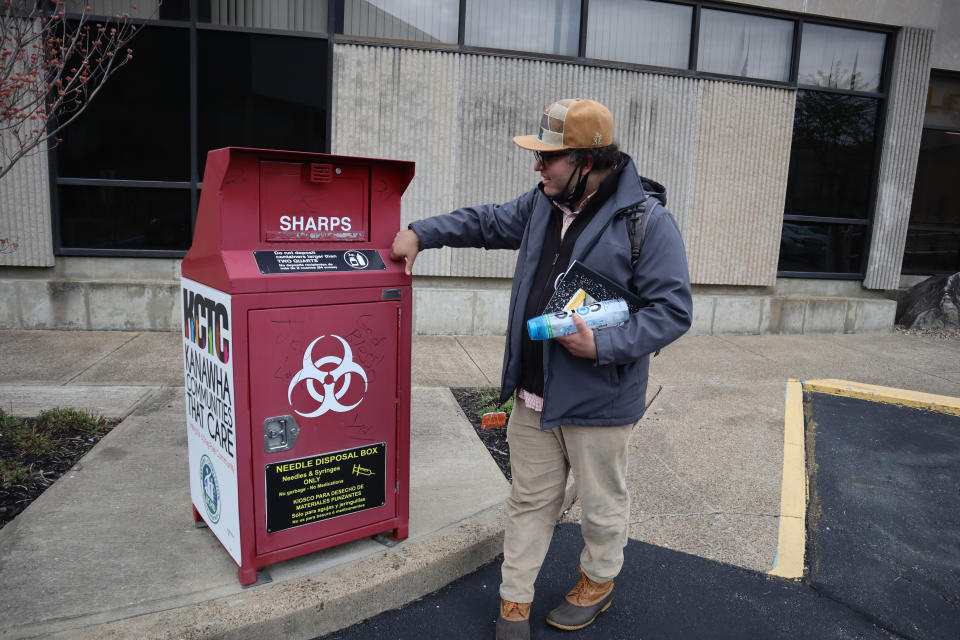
[908, 129, 960, 226]
[56, 27, 190, 181]
[197, 31, 327, 176]
[59, 186, 192, 251]
[902, 127, 960, 273]
[778, 221, 866, 273]
[785, 91, 878, 219]
[159, 0, 191, 20]
[902, 229, 960, 273]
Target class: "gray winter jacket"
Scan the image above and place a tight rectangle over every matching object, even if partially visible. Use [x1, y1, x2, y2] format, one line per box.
[410, 154, 692, 429]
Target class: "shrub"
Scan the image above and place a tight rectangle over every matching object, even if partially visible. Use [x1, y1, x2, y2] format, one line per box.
[36, 407, 108, 436]
[0, 460, 29, 486]
[12, 425, 56, 457]
[476, 389, 515, 421]
[0, 410, 56, 457]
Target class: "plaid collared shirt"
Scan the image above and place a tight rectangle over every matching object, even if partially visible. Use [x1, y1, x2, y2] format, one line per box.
[554, 190, 595, 240]
[518, 388, 544, 412]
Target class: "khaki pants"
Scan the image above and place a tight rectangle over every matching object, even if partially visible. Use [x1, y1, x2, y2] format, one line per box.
[499, 397, 634, 603]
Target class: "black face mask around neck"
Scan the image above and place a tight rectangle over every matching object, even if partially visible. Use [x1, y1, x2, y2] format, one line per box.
[558, 162, 589, 206]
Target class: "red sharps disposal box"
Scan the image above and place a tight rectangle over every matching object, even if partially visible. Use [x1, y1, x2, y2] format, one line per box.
[180, 148, 415, 585]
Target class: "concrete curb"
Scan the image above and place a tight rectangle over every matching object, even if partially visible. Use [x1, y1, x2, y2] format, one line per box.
[769, 379, 806, 580]
[804, 378, 960, 416]
[0, 384, 158, 419]
[43, 503, 506, 640]
[768, 377, 960, 582]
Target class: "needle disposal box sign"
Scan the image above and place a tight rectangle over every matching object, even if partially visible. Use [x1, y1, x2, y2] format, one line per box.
[265, 443, 386, 533]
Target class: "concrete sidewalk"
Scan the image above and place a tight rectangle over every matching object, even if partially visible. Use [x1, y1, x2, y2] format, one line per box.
[0, 330, 958, 639]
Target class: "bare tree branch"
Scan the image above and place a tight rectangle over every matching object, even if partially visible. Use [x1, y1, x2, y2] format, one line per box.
[0, 0, 159, 180]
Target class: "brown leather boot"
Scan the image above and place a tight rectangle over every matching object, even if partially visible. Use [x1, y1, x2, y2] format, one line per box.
[495, 598, 531, 640]
[545, 568, 614, 630]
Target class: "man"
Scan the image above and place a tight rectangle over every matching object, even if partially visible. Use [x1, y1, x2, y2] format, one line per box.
[390, 98, 692, 639]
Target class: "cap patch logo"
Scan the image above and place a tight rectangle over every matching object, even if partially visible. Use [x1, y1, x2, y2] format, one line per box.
[593, 133, 603, 146]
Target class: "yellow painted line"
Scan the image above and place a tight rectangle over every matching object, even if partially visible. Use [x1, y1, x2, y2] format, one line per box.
[805, 379, 960, 416]
[769, 379, 806, 579]
[769, 377, 960, 579]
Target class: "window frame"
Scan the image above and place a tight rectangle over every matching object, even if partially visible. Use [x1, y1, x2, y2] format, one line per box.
[47, 1, 899, 261]
[330, 1, 894, 92]
[50, 3, 336, 258]
[776, 16, 895, 280]
[330, 3, 895, 280]
[695, 6, 797, 84]
[901, 69, 960, 276]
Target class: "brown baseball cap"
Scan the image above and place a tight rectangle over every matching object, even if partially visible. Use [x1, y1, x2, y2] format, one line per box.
[513, 98, 614, 152]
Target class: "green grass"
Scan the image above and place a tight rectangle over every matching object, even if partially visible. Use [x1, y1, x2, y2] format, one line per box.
[35, 407, 110, 436]
[1, 406, 110, 462]
[2, 411, 53, 457]
[476, 388, 515, 420]
[0, 460, 29, 485]
[12, 424, 56, 457]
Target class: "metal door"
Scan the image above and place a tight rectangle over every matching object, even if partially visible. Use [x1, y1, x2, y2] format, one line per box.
[248, 301, 399, 555]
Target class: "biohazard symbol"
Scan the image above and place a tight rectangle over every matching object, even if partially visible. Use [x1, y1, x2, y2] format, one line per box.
[287, 335, 368, 417]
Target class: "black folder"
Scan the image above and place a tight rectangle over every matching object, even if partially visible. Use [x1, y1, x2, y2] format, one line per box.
[545, 260, 644, 314]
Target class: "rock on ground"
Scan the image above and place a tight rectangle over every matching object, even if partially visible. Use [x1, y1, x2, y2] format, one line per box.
[896, 273, 960, 329]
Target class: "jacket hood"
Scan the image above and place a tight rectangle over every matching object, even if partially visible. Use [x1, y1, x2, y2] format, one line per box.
[602, 153, 667, 215]
[639, 175, 667, 207]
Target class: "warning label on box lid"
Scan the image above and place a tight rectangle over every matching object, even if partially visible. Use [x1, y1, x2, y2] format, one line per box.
[254, 250, 385, 274]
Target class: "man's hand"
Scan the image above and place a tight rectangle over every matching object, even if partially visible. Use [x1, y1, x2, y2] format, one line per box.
[389, 229, 420, 276]
[556, 312, 597, 360]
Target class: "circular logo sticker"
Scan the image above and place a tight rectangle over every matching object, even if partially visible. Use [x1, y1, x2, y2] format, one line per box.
[200, 455, 221, 524]
[344, 250, 369, 270]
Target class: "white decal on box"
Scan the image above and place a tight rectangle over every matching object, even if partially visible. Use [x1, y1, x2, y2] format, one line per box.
[181, 278, 241, 566]
[279, 216, 352, 232]
[343, 250, 369, 269]
[288, 335, 368, 417]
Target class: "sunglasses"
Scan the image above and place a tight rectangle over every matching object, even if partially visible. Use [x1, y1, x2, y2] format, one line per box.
[534, 150, 569, 166]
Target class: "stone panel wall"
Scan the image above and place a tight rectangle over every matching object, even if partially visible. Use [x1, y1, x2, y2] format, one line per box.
[332, 43, 795, 286]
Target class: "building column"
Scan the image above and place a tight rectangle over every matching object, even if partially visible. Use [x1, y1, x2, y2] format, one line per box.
[863, 27, 934, 290]
[0, 144, 53, 268]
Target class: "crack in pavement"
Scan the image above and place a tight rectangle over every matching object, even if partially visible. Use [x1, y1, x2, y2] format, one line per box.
[649, 450, 772, 564]
[455, 337, 496, 386]
[64, 332, 143, 385]
[715, 335, 779, 361]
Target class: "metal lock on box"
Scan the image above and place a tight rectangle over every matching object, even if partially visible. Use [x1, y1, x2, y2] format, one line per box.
[263, 415, 300, 453]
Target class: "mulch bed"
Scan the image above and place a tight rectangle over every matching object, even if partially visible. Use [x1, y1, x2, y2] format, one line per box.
[0, 391, 505, 530]
[0, 410, 118, 530]
[450, 387, 512, 482]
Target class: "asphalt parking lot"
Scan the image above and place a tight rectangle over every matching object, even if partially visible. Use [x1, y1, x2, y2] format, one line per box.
[320, 386, 960, 640]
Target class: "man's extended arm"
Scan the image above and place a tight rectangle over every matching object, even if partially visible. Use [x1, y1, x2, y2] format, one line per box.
[388, 187, 540, 274]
